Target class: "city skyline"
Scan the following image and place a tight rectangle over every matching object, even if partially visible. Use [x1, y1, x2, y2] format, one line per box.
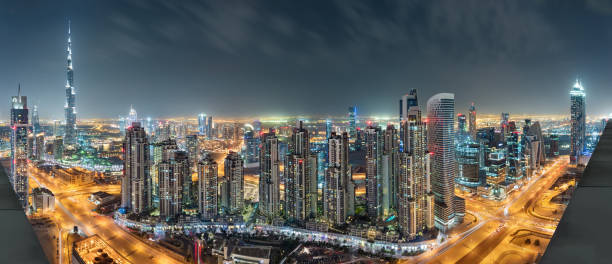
[3, 1, 612, 120]
[2, 2, 612, 263]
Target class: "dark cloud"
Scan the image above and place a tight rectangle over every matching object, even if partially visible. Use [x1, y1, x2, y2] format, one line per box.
[1, 0, 612, 120]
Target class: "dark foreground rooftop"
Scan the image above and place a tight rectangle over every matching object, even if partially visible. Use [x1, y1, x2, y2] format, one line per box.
[541, 120, 612, 263]
[0, 159, 48, 263]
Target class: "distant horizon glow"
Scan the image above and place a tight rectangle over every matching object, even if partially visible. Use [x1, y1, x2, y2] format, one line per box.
[2, 1, 612, 120]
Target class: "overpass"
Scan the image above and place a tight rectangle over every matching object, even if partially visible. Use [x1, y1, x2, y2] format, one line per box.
[0, 160, 48, 263]
[542, 120, 612, 263]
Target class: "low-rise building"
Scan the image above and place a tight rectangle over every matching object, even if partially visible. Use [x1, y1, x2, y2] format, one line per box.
[71, 234, 129, 264]
[90, 191, 115, 205]
[31, 187, 54, 213]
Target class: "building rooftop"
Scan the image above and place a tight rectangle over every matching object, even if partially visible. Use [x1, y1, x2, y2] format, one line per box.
[31, 187, 54, 196]
[232, 245, 272, 260]
[541, 120, 611, 263]
[73, 234, 129, 264]
[91, 191, 112, 198]
[0, 159, 48, 263]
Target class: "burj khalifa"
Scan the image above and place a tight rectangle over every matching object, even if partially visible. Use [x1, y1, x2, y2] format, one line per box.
[64, 20, 77, 146]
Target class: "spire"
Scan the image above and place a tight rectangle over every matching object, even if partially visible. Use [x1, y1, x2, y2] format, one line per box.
[573, 79, 583, 90]
[64, 19, 78, 146]
[17, 83, 21, 97]
[67, 20, 73, 69]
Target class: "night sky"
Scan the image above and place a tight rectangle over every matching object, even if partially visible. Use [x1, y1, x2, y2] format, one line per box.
[2, 0, 612, 119]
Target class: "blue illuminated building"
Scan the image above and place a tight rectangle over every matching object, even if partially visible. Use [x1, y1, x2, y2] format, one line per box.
[570, 79, 586, 164]
[243, 128, 260, 164]
[348, 106, 357, 150]
[456, 141, 480, 188]
[505, 131, 524, 182]
[198, 113, 206, 135]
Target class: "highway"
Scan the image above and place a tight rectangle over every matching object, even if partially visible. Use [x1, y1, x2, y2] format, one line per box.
[408, 156, 570, 264]
[28, 166, 185, 264]
[26, 155, 570, 264]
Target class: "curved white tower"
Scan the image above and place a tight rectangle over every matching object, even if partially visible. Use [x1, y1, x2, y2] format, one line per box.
[427, 93, 460, 232]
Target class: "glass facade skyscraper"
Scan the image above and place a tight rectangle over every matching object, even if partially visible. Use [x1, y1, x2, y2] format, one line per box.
[198, 113, 206, 135]
[10, 87, 29, 208]
[325, 132, 354, 225]
[122, 122, 151, 213]
[348, 106, 357, 143]
[427, 93, 463, 232]
[570, 80, 586, 165]
[399, 88, 418, 122]
[365, 125, 383, 218]
[224, 151, 244, 213]
[468, 103, 476, 140]
[32, 105, 40, 136]
[64, 21, 77, 146]
[457, 113, 467, 137]
[259, 129, 281, 218]
[198, 155, 218, 220]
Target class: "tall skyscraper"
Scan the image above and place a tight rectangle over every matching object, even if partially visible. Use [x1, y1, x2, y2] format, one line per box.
[34, 133, 44, 161]
[53, 120, 61, 137]
[122, 122, 151, 213]
[145, 117, 153, 135]
[398, 95, 433, 238]
[151, 139, 178, 209]
[324, 119, 333, 166]
[399, 89, 418, 122]
[243, 128, 259, 164]
[285, 155, 306, 220]
[180, 150, 193, 207]
[506, 130, 523, 181]
[198, 155, 218, 220]
[500, 112, 510, 139]
[285, 121, 316, 221]
[457, 113, 467, 137]
[365, 125, 383, 219]
[427, 93, 463, 232]
[53, 136, 64, 160]
[259, 129, 281, 218]
[186, 134, 199, 171]
[118, 117, 126, 136]
[206, 116, 213, 139]
[64, 21, 77, 146]
[468, 103, 476, 139]
[223, 151, 244, 213]
[325, 119, 333, 140]
[570, 79, 586, 165]
[523, 120, 546, 172]
[324, 132, 354, 225]
[348, 106, 357, 141]
[10, 86, 29, 208]
[400, 89, 419, 152]
[27, 127, 35, 160]
[456, 142, 480, 186]
[32, 105, 40, 135]
[382, 124, 399, 216]
[159, 150, 189, 220]
[127, 105, 138, 127]
[198, 113, 206, 135]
